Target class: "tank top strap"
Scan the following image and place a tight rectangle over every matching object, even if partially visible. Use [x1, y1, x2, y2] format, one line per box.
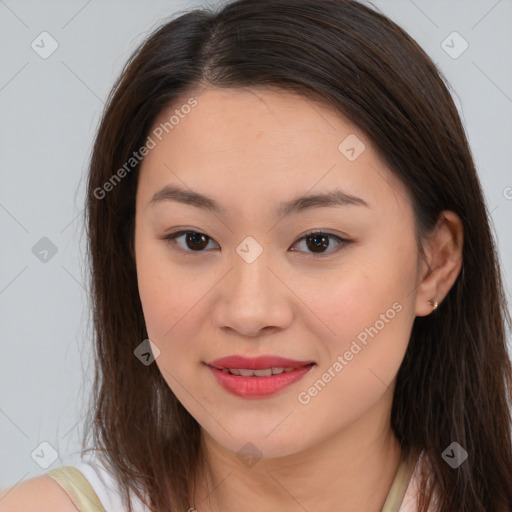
[46, 466, 106, 512]
[381, 455, 416, 512]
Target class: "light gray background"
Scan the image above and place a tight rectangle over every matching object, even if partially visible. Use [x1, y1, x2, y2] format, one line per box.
[1, 0, 511, 489]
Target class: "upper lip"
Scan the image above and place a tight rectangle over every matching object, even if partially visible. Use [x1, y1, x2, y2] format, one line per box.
[206, 355, 315, 370]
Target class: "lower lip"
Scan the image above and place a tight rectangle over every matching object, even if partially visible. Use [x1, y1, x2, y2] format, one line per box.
[207, 364, 315, 398]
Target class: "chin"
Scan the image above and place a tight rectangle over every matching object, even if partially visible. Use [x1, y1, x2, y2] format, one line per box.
[204, 426, 308, 462]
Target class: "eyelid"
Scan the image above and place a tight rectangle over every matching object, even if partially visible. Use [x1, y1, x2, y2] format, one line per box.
[162, 228, 352, 258]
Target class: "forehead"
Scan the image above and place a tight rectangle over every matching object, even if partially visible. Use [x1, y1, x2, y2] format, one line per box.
[150, 85, 354, 152]
[137, 86, 412, 220]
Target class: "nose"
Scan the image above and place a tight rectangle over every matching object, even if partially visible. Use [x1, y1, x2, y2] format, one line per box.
[211, 246, 294, 338]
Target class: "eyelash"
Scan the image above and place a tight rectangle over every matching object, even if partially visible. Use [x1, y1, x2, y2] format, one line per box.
[162, 229, 352, 258]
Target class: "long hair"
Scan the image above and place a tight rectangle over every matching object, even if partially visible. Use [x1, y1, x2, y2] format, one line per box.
[82, 1, 512, 510]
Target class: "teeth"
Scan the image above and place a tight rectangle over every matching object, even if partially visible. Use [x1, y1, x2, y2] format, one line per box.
[253, 368, 273, 377]
[223, 367, 298, 376]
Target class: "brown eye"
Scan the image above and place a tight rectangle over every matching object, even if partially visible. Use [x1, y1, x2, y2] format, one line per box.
[305, 233, 330, 253]
[290, 231, 349, 257]
[183, 232, 209, 250]
[164, 230, 217, 252]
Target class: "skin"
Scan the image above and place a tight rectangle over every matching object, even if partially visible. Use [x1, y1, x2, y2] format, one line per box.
[134, 86, 463, 512]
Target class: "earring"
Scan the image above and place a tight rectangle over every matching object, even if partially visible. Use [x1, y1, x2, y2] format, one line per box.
[427, 298, 438, 310]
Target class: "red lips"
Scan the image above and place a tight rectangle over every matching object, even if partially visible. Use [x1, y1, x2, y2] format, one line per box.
[206, 355, 314, 370]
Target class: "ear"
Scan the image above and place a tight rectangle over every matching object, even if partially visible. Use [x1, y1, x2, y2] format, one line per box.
[414, 210, 464, 317]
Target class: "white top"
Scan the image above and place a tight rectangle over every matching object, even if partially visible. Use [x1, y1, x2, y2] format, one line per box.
[68, 450, 427, 512]
[399, 454, 424, 512]
[73, 453, 150, 512]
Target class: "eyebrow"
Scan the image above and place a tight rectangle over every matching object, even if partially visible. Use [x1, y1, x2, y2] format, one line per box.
[148, 184, 369, 216]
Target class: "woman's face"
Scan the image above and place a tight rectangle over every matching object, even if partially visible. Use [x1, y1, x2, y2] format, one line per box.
[134, 86, 422, 458]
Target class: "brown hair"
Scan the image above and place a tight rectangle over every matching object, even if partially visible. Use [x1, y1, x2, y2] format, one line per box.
[82, 0, 512, 510]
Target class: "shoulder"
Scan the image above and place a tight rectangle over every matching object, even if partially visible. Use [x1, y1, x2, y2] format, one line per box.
[0, 475, 79, 512]
[1, 454, 150, 512]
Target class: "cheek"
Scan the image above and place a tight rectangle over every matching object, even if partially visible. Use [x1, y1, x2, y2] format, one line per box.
[308, 237, 417, 372]
[296, 280, 414, 436]
[135, 236, 197, 347]
[136, 260, 201, 389]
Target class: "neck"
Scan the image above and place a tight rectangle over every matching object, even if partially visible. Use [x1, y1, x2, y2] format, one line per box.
[193, 398, 403, 512]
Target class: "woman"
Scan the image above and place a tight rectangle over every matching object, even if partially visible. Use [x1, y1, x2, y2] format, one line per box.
[2, 0, 511, 510]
